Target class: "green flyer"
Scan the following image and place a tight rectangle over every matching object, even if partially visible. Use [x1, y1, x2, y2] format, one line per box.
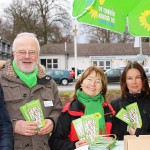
[20, 99, 46, 130]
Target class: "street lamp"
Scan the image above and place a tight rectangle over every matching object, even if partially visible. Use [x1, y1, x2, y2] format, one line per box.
[73, 24, 78, 79]
[134, 37, 143, 64]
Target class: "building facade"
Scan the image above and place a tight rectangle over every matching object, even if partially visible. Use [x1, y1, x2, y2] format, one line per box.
[0, 37, 12, 60]
[40, 43, 150, 71]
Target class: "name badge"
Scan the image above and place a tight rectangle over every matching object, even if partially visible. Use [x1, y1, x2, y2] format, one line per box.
[44, 101, 53, 107]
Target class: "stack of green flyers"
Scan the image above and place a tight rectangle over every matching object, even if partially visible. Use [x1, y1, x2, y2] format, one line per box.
[89, 135, 117, 150]
[72, 113, 101, 143]
[116, 102, 142, 128]
[20, 99, 46, 129]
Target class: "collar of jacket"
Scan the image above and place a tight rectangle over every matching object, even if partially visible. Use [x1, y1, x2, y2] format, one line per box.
[38, 75, 51, 84]
[125, 92, 145, 103]
[62, 100, 84, 116]
[62, 99, 116, 117]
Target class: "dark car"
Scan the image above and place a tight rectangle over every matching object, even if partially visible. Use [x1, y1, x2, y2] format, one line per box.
[143, 67, 150, 81]
[46, 69, 74, 85]
[105, 67, 125, 82]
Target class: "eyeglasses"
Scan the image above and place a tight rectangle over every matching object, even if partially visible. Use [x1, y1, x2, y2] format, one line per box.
[15, 50, 37, 56]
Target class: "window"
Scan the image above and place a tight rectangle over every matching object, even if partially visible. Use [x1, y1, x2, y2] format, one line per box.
[92, 60, 111, 71]
[99, 61, 104, 70]
[93, 61, 98, 66]
[106, 61, 111, 70]
[41, 59, 46, 67]
[53, 59, 58, 68]
[40, 58, 58, 69]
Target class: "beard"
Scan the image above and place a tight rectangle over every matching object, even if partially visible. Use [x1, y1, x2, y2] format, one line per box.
[15, 60, 38, 73]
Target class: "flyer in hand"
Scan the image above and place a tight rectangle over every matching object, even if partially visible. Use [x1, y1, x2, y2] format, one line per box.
[116, 108, 133, 128]
[116, 102, 142, 128]
[20, 99, 46, 129]
[126, 102, 142, 128]
[72, 118, 85, 140]
[73, 113, 101, 143]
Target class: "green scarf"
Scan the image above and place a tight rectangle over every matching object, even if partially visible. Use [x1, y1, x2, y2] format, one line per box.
[13, 60, 38, 88]
[76, 89, 105, 134]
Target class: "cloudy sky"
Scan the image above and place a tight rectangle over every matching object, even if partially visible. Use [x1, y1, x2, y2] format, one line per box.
[0, 0, 87, 43]
[0, 0, 11, 15]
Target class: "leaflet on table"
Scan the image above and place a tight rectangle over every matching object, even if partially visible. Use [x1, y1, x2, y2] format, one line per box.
[116, 102, 142, 128]
[75, 141, 124, 150]
[73, 113, 101, 143]
[89, 135, 117, 150]
[20, 99, 46, 129]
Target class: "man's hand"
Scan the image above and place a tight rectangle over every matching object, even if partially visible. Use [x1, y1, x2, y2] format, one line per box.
[15, 120, 38, 136]
[38, 119, 54, 135]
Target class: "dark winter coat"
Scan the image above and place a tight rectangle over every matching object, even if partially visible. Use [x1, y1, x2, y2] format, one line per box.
[0, 85, 13, 150]
[111, 92, 150, 140]
[49, 99, 115, 150]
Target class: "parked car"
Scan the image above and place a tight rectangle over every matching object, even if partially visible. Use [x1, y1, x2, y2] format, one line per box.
[70, 69, 84, 79]
[143, 66, 150, 73]
[46, 69, 74, 85]
[105, 67, 125, 83]
[143, 67, 150, 81]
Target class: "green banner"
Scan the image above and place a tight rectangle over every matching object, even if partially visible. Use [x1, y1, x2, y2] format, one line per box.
[72, 0, 150, 36]
[128, 0, 150, 36]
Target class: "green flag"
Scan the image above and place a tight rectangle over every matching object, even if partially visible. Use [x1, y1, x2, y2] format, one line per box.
[128, 0, 150, 36]
[72, 0, 150, 36]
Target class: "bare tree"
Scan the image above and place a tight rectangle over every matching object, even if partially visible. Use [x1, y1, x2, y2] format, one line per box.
[79, 24, 134, 43]
[3, 0, 72, 45]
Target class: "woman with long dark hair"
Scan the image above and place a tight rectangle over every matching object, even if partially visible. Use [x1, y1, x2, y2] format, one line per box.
[111, 61, 150, 140]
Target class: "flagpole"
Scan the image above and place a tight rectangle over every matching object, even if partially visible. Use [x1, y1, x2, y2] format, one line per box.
[134, 37, 143, 64]
[139, 37, 143, 64]
[73, 24, 78, 80]
[139, 37, 142, 55]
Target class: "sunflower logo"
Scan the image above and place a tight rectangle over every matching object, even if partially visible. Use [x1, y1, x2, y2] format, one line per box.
[95, 112, 102, 120]
[139, 10, 150, 31]
[88, 6, 98, 19]
[99, 0, 106, 5]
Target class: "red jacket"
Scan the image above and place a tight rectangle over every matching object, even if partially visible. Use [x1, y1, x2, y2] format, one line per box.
[62, 101, 115, 141]
[49, 100, 115, 150]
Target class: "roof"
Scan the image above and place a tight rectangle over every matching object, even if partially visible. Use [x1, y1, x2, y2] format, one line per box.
[40, 43, 150, 56]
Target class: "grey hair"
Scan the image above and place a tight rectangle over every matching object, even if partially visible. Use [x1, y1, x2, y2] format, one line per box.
[12, 32, 40, 53]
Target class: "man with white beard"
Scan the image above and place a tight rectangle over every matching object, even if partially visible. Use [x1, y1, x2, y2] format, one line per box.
[0, 32, 62, 150]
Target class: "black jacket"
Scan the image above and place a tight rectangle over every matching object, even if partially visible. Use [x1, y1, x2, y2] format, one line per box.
[0, 85, 13, 150]
[49, 99, 115, 150]
[111, 92, 150, 140]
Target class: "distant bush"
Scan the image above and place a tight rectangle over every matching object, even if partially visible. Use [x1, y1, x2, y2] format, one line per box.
[106, 90, 121, 103]
[59, 90, 121, 106]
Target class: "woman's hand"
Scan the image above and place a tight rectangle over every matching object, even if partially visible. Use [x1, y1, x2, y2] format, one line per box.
[75, 139, 90, 148]
[128, 126, 136, 135]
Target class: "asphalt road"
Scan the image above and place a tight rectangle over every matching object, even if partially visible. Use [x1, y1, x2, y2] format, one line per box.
[58, 82, 120, 92]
